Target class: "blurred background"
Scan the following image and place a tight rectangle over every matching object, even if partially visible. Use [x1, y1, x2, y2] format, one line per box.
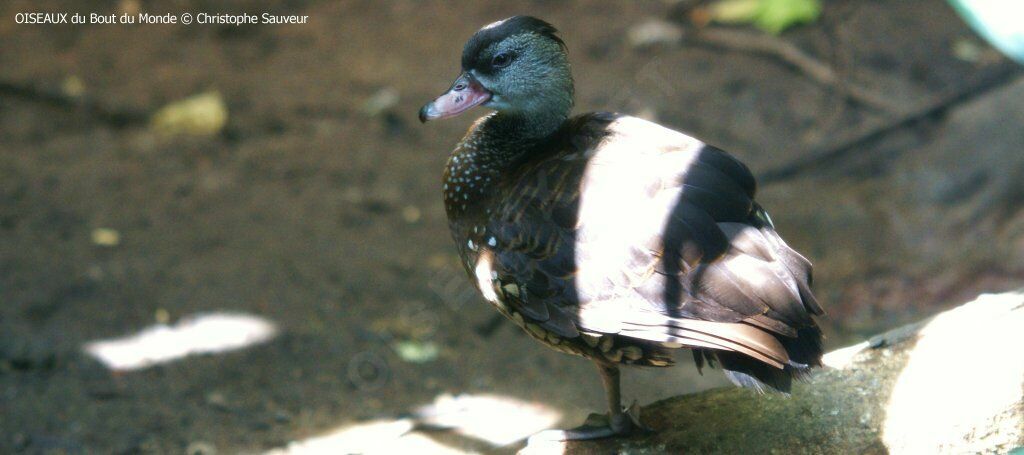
[1, 0, 1022, 453]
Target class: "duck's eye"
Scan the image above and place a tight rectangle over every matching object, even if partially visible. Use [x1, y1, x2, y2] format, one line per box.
[491, 52, 513, 68]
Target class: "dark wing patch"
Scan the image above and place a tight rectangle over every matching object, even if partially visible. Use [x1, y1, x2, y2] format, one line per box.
[486, 148, 588, 338]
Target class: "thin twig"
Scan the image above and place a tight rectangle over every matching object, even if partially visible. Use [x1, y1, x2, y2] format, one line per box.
[759, 65, 1023, 184]
[692, 27, 898, 112]
[0, 80, 148, 127]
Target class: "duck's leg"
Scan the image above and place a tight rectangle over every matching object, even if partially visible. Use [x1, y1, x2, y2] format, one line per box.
[528, 362, 647, 442]
[595, 362, 635, 435]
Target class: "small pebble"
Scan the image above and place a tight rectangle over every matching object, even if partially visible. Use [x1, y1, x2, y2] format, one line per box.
[61, 75, 85, 98]
[401, 205, 421, 223]
[205, 391, 229, 409]
[155, 308, 170, 324]
[91, 228, 120, 247]
[627, 19, 684, 49]
[185, 441, 217, 455]
[118, 0, 141, 16]
[361, 87, 400, 117]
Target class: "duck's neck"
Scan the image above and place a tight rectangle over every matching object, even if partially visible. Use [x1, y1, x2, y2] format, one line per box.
[472, 109, 570, 164]
[443, 110, 569, 219]
[493, 107, 570, 140]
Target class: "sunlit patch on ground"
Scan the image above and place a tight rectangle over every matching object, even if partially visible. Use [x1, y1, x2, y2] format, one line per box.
[414, 393, 563, 446]
[265, 420, 462, 455]
[821, 340, 870, 369]
[83, 313, 278, 371]
[267, 393, 562, 454]
[882, 291, 1024, 453]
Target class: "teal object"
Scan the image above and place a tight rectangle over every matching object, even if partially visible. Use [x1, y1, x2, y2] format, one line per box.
[949, 0, 1024, 65]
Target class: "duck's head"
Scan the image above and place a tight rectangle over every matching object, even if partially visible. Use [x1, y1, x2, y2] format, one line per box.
[419, 16, 573, 123]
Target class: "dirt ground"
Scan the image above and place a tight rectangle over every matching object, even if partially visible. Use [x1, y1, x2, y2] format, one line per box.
[1, 0, 1022, 453]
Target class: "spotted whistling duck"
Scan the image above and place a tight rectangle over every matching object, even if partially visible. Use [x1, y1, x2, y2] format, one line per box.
[419, 16, 825, 440]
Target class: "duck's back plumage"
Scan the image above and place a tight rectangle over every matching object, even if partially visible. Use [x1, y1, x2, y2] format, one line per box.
[449, 113, 824, 392]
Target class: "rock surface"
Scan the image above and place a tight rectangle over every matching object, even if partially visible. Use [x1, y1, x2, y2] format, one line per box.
[523, 290, 1024, 454]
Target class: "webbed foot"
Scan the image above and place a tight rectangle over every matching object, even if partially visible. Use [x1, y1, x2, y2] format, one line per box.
[527, 401, 650, 442]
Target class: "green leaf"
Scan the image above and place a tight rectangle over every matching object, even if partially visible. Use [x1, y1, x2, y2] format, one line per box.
[709, 0, 822, 34]
[709, 0, 762, 23]
[756, 0, 822, 34]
